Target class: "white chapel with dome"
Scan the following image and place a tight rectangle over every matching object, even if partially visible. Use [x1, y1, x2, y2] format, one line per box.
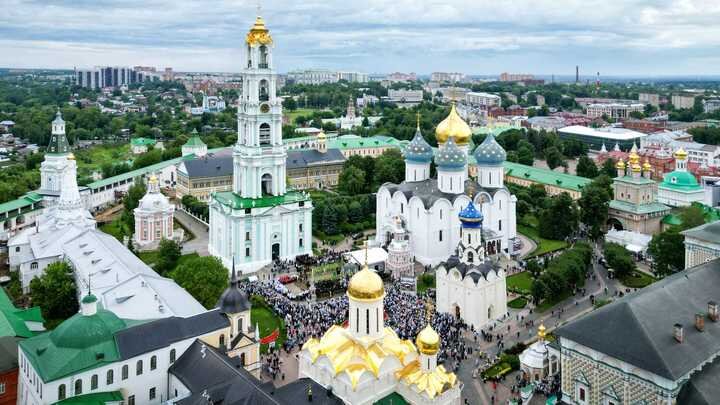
[208, 15, 313, 273]
[299, 260, 462, 405]
[376, 105, 517, 266]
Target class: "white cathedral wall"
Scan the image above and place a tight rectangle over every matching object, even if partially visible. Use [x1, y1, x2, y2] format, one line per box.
[435, 267, 507, 330]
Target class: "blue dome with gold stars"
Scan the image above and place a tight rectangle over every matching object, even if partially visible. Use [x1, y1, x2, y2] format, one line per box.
[459, 200, 483, 228]
[473, 134, 506, 166]
[434, 136, 466, 170]
[403, 127, 433, 163]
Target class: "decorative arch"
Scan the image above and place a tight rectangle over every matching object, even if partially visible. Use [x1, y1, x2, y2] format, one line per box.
[261, 173, 273, 196]
[259, 79, 269, 101]
[259, 122, 271, 145]
[607, 217, 624, 231]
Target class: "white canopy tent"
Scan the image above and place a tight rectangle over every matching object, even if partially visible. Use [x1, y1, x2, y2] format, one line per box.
[344, 247, 388, 271]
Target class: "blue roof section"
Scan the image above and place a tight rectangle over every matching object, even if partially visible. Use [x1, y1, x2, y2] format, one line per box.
[459, 200, 483, 228]
[434, 136, 466, 170]
[403, 128, 433, 164]
[473, 134, 506, 166]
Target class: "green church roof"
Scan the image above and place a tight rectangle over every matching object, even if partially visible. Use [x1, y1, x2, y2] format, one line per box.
[503, 161, 592, 192]
[213, 190, 310, 210]
[0, 287, 44, 338]
[659, 170, 702, 192]
[54, 391, 124, 405]
[19, 308, 130, 382]
[183, 135, 206, 147]
[130, 137, 156, 146]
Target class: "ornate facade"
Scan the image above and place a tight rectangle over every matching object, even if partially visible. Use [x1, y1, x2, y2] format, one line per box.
[299, 262, 461, 404]
[208, 16, 312, 273]
[376, 107, 517, 266]
[435, 201, 507, 330]
[39, 111, 72, 205]
[682, 220, 720, 269]
[385, 217, 414, 284]
[134, 175, 174, 248]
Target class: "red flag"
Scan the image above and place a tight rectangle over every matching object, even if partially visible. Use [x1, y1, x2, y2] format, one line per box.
[259, 328, 280, 344]
[342, 319, 349, 328]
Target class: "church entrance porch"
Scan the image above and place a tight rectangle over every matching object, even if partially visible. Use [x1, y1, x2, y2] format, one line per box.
[607, 217, 624, 231]
[272, 243, 280, 261]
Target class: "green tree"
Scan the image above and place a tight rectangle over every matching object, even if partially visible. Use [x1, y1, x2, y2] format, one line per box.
[544, 146, 565, 170]
[29, 261, 79, 321]
[155, 239, 182, 275]
[122, 180, 147, 231]
[373, 149, 404, 186]
[648, 229, 685, 276]
[282, 97, 297, 111]
[338, 166, 367, 195]
[517, 144, 535, 166]
[603, 242, 636, 278]
[538, 192, 578, 240]
[578, 176, 612, 239]
[679, 204, 705, 229]
[526, 259, 543, 279]
[321, 204, 339, 235]
[170, 256, 228, 309]
[600, 158, 617, 178]
[348, 201, 363, 223]
[576, 156, 599, 178]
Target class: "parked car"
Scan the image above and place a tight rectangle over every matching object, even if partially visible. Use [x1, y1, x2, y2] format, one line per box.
[277, 274, 298, 284]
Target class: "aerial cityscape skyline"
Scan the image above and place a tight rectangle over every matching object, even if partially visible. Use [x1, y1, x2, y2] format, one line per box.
[3, 0, 720, 75]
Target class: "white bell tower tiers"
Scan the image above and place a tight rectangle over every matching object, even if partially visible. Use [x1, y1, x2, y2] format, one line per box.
[234, 15, 286, 199]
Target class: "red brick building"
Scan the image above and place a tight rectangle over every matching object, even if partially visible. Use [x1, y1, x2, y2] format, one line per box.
[0, 337, 19, 405]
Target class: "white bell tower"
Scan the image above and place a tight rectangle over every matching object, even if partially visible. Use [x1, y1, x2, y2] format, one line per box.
[233, 15, 286, 199]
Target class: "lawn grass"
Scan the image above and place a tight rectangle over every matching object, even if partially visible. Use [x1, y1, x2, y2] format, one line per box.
[284, 108, 324, 123]
[506, 272, 533, 294]
[250, 295, 287, 354]
[99, 218, 131, 241]
[536, 290, 573, 313]
[417, 273, 436, 294]
[75, 143, 131, 177]
[507, 296, 528, 309]
[619, 270, 656, 289]
[312, 262, 342, 281]
[517, 224, 568, 258]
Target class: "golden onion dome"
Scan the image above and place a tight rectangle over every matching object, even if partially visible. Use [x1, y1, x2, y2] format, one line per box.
[628, 151, 640, 164]
[246, 16, 273, 46]
[643, 160, 652, 171]
[616, 160, 626, 169]
[416, 324, 440, 355]
[538, 324, 546, 340]
[149, 175, 158, 184]
[67, 152, 75, 160]
[435, 103, 471, 145]
[347, 265, 384, 301]
[674, 148, 688, 160]
[631, 163, 642, 173]
[317, 131, 326, 140]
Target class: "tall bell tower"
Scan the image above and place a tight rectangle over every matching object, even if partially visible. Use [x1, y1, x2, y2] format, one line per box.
[234, 15, 286, 199]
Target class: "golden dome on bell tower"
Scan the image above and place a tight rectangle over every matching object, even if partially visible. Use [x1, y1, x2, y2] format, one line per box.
[435, 103, 471, 145]
[246, 15, 273, 46]
[347, 265, 385, 301]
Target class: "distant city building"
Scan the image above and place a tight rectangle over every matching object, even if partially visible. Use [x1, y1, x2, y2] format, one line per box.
[639, 92, 660, 107]
[498, 73, 538, 83]
[287, 69, 367, 84]
[703, 98, 720, 113]
[574, 97, 637, 107]
[672, 94, 697, 109]
[465, 92, 501, 108]
[431, 72, 466, 83]
[586, 102, 645, 119]
[356, 93, 379, 108]
[385, 72, 417, 82]
[683, 221, 720, 269]
[387, 89, 424, 104]
[75, 66, 159, 89]
[162, 67, 174, 81]
[558, 125, 646, 151]
[191, 94, 226, 115]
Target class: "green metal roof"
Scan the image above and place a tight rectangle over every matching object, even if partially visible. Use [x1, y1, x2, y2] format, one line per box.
[53, 391, 124, 405]
[213, 190, 310, 210]
[659, 170, 703, 192]
[130, 137, 156, 146]
[327, 135, 407, 150]
[47, 133, 71, 155]
[0, 287, 44, 338]
[503, 161, 592, 192]
[663, 203, 720, 227]
[472, 124, 516, 137]
[183, 135, 206, 147]
[609, 200, 671, 215]
[373, 392, 409, 405]
[19, 309, 130, 382]
[662, 214, 683, 226]
[0, 192, 43, 216]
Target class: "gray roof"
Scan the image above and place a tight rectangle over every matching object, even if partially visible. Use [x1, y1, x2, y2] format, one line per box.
[681, 220, 720, 244]
[171, 339, 342, 405]
[182, 154, 233, 178]
[116, 309, 229, 360]
[382, 178, 503, 209]
[677, 357, 720, 405]
[556, 259, 720, 381]
[437, 252, 501, 283]
[286, 148, 345, 170]
[0, 336, 19, 372]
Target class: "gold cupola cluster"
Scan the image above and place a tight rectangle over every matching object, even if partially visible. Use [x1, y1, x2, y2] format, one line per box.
[347, 265, 385, 301]
[435, 103, 472, 145]
[674, 147, 688, 160]
[246, 16, 273, 46]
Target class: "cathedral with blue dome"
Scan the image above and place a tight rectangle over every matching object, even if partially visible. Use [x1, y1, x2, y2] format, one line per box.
[376, 104, 517, 267]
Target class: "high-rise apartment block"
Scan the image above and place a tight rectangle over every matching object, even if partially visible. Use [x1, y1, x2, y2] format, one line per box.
[75, 66, 160, 89]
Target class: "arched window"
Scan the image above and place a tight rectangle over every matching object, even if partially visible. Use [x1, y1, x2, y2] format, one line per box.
[219, 334, 225, 347]
[468, 234, 471, 244]
[240, 352, 246, 366]
[106, 369, 114, 385]
[468, 251, 474, 262]
[170, 349, 176, 363]
[136, 360, 143, 376]
[238, 318, 243, 335]
[58, 384, 66, 400]
[365, 309, 370, 334]
[259, 123, 271, 146]
[122, 365, 128, 380]
[259, 46, 269, 68]
[259, 79, 269, 101]
[91, 374, 98, 390]
[150, 355, 157, 370]
[74, 379, 82, 395]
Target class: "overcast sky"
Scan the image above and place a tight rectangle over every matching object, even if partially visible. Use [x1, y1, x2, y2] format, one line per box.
[2, 0, 720, 76]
